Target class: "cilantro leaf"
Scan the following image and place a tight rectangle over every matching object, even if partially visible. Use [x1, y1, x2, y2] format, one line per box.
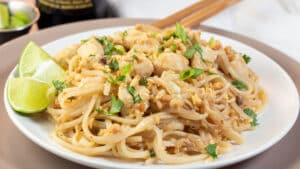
[139, 77, 148, 86]
[104, 42, 115, 55]
[127, 86, 142, 104]
[108, 95, 123, 115]
[205, 144, 218, 159]
[52, 80, 67, 92]
[115, 45, 126, 55]
[176, 23, 188, 44]
[184, 43, 203, 59]
[242, 54, 251, 64]
[243, 108, 258, 126]
[120, 64, 132, 75]
[158, 44, 164, 53]
[109, 59, 119, 71]
[149, 149, 156, 158]
[163, 32, 177, 41]
[179, 68, 204, 80]
[232, 80, 248, 90]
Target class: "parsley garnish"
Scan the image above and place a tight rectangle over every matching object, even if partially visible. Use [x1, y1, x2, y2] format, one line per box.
[127, 86, 142, 104]
[179, 68, 204, 80]
[89, 54, 95, 57]
[184, 43, 203, 59]
[108, 95, 123, 115]
[109, 59, 119, 71]
[243, 108, 258, 126]
[242, 54, 251, 64]
[52, 80, 67, 92]
[232, 80, 248, 90]
[205, 144, 218, 159]
[139, 77, 148, 86]
[149, 149, 156, 158]
[176, 23, 188, 44]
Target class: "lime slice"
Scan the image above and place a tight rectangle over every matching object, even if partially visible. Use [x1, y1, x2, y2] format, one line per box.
[18, 41, 65, 84]
[0, 4, 9, 29]
[14, 11, 31, 24]
[7, 77, 51, 114]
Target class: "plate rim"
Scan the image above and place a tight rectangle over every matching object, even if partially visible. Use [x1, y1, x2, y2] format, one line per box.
[2, 20, 300, 169]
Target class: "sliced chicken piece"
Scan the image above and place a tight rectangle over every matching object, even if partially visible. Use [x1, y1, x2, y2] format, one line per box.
[77, 38, 104, 58]
[132, 56, 154, 77]
[154, 52, 189, 75]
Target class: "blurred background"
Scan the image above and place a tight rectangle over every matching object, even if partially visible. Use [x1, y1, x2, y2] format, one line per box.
[2, 0, 300, 62]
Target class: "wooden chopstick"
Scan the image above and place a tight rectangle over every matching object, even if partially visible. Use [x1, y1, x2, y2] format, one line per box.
[180, 0, 240, 28]
[152, 0, 217, 28]
[152, 0, 240, 29]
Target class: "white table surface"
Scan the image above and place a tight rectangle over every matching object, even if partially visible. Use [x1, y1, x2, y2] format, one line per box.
[111, 0, 300, 63]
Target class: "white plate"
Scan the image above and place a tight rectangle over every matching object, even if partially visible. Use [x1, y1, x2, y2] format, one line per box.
[4, 26, 299, 169]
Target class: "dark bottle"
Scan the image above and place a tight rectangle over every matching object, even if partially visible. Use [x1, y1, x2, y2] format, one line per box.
[36, 0, 117, 29]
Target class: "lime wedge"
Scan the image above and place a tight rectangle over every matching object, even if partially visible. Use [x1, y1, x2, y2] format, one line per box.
[7, 77, 51, 114]
[0, 4, 9, 29]
[19, 41, 52, 77]
[32, 60, 65, 84]
[18, 41, 65, 84]
[10, 16, 26, 28]
[14, 11, 31, 24]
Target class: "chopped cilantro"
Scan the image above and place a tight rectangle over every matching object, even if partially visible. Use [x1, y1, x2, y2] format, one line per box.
[149, 149, 156, 157]
[104, 42, 115, 55]
[132, 55, 139, 60]
[163, 32, 177, 41]
[127, 86, 142, 104]
[95, 108, 104, 113]
[170, 44, 177, 52]
[243, 108, 258, 126]
[232, 80, 248, 90]
[52, 80, 67, 92]
[184, 43, 203, 59]
[109, 59, 119, 71]
[242, 54, 251, 64]
[205, 144, 218, 159]
[115, 45, 126, 55]
[120, 64, 132, 75]
[139, 77, 148, 86]
[179, 68, 204, 80]
[108, 95, 123, 115]
[158, 44, 164, 53]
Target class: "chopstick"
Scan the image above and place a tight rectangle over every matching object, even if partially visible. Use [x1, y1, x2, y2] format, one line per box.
[152, 0, 217, 28]
[152, 0, 240, 29]
[180, 0, 239, 28]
